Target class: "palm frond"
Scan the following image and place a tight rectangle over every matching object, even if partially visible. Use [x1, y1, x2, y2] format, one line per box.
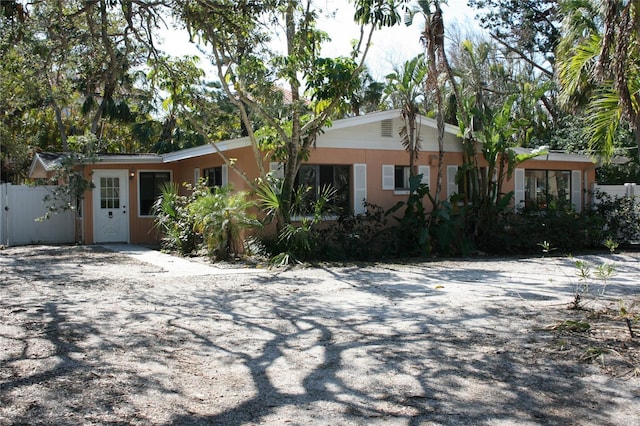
[585, 87, 623, 162]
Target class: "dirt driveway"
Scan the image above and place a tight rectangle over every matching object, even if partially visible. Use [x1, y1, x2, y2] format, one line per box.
[1, 245, 639, 425]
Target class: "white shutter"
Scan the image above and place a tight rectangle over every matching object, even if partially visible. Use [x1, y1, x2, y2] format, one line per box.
[269, 162, 284, 179]
[382, 165, 394, 190]
[418, 165, 430, 187]
[221, 164, 229, 187]
[571, 170, 581, 212]
[353, 164, 367, 215]
[194, 168, 200, 185]
[447, 166, 458, 198]
[514, 168, 525, 212]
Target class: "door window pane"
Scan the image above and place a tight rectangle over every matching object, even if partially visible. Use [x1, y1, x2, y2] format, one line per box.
[100, 177, 120, 209]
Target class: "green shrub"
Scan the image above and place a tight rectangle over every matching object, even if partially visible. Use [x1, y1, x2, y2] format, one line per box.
[317, 203, 393, 261]
[478, 207, 607, 255]
[151, 182, 201, 255]
[189, 186, 261, 260]
[592, 191, 640, 245]
[385, 175, 432, 257]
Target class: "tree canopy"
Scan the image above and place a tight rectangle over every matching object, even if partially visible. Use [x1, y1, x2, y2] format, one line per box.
[1, 0, 638, 186]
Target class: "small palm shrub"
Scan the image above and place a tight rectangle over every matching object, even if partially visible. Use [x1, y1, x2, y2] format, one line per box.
[151, 182, 201, 255]
[257, 177, 340, 265]
[189, 186, 261, 260]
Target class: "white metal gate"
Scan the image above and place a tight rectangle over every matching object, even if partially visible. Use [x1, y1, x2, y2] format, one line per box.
[0, 183, 75, 246]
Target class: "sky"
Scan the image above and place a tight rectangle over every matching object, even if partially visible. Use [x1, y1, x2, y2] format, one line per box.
[315, 0, 482, 79]
[160, 0, 482, 81]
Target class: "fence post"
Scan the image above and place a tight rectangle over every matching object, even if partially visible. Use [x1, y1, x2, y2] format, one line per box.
[0, 183, 6, 246]
[624, 183, 636, 197]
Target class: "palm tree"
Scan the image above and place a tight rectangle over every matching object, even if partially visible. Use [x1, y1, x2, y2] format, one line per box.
[557, 0, 640, 162]
[384, 55, 428, 176]
[402, 0, 459, 201]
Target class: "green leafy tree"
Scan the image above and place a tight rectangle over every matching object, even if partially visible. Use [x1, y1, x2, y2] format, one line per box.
[145, 55, 243, 154]
[468, 0, 560, 74]
[465, 0, 563, 133]
[175, 0, 405, 226]
[0, 0, 171, 164]
[332, 70, 386, 118]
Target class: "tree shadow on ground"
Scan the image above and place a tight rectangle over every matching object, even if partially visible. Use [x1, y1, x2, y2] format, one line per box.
[165, 266, 634, 425]
[1, 246, 637, 425]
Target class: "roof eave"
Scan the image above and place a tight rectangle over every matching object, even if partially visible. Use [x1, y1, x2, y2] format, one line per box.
[96, 155, 163, 165]
[162, 138, 252, 163]
[512, 148, 596, 163]
[325, 109, 461, 136]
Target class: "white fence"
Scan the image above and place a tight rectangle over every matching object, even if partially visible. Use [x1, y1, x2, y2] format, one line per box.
[0, 183, 75, 247]
[592, 183, 638, 204]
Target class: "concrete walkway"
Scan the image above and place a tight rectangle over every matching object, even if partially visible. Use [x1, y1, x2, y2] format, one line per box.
[101, 244, 266, 277]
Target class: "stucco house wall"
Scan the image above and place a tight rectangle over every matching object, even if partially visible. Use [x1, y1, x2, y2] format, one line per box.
[29, 109, 598, 245]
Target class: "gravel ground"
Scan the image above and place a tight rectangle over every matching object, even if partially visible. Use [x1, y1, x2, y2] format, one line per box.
[0, 244, 639, 425]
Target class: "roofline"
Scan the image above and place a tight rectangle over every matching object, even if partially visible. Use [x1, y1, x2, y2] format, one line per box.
[28, 154, 52, 179]
[513, 148, 596, 163]
[97, 155, 163, 164]
[160, 111, 462, 162]
[161, 138, 252, 163]
[327, 109, 460, 135]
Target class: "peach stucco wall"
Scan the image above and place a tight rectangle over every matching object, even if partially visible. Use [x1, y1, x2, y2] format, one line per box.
[300, 147, 466, 208]
[172, 147, 260, 193]
[79, 145, 596, 245]
[82, 162, 177, 245]
[178, 146, 469, 212]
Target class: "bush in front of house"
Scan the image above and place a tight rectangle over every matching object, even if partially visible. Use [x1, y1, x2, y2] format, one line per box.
[591, 191, 640, 246]
[152, 181, 201, 255]
[477, 208, 607, 255]
[317, 203, 395, 261]
[153, 181, 260, 260]
[189, 186, 262, 260]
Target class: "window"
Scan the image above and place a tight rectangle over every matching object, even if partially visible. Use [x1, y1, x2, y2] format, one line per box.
[447, 166, 489, 202]
[524, 170, 571, 210]
[100, 177, 120, 209]
[202, 165, 227, 189]
[294, 165, 350, 214]
[383, 165, 429, 192]
[203, 167, 222, 187]
[394, 166, 411, 190]
[139, 171, 170, 216]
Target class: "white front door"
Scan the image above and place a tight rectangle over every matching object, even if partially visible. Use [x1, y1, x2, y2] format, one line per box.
[93, 170, 129, 243]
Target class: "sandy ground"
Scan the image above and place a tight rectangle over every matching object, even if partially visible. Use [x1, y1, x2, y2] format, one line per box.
[0, 244, 639, 425]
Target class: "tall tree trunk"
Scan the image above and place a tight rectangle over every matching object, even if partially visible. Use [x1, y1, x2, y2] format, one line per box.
[278, 0, 302, 226]
[51, 99, 68, 151]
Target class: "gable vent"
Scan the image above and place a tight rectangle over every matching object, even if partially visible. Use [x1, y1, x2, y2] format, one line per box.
[381, 119, 393, 137]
